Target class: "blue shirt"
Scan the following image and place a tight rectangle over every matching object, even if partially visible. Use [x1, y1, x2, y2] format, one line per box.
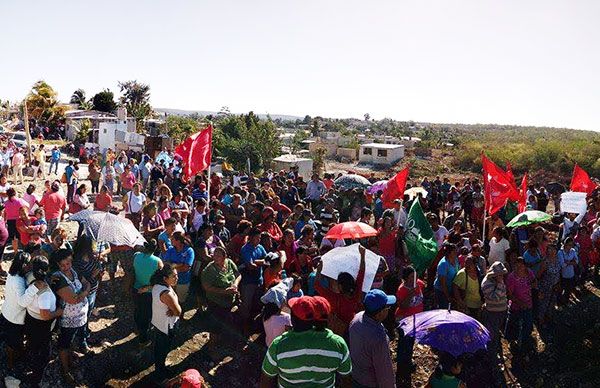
[294, 219, 318, 239]
[434, 257, 460, 294]
[192, 187, 208, 201]
[240, 243, 267, 285]
[51, 149, 61, 161]
[558, 248, 578, 279]
[158, 231, 173, 257]
[164, 246, 195, 285]
[523, 249, 543, 275]
[131, 164, 140, 179]
[65, 165, 74, 183]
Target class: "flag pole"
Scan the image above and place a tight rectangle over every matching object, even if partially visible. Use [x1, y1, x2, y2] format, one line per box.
[207, 121, 213, 201]
[482, 206, 487, 243]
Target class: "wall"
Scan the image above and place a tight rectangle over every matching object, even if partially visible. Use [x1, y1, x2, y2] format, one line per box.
[337, 147, 358, 161]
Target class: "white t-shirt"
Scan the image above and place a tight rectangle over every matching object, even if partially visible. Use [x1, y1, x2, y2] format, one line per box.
[127, 192, 146, 214]
[0, 183, 11, 203]
[264, 312, 292, 346]
[488, 237, 510, 265]
[27, 287, 57, 321]
[320, 238, 346, 250]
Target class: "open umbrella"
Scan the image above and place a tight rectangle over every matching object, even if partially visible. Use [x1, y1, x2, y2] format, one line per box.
[398, 309, 490, 357]
[506, 210, 551, 228]
[367, 180, 388, 194]
[320, 243, 381, 292]
[69, 210, 146, 247]
[325, 221, 378, 240]
[334, 174, 372, 190]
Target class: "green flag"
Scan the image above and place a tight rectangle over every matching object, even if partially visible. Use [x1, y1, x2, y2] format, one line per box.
[404, 200, 438, 275]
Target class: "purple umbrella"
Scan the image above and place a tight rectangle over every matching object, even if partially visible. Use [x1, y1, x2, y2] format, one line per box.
[367, 180, 388, 194]
[398, 309, 490, 357]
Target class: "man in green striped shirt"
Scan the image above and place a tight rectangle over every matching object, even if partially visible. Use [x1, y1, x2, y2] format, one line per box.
[260, 296, 352, 388]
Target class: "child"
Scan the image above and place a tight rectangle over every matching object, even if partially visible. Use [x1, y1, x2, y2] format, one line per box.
[286, 274, 304, 300]
[427, 352, 466, 388]
[263, 253, 283, 289]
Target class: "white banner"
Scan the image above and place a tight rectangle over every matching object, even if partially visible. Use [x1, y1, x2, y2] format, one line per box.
[560, 191, 587, 214]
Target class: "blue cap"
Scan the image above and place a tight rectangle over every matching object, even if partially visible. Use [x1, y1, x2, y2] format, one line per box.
[363, 289, 396, 313]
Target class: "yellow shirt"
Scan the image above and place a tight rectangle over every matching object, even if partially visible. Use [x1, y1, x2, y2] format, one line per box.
[453, 268, 482, 309]
[35, 149, 46, 163]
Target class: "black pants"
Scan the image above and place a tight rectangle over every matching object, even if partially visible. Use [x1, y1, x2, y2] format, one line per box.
[91, 180, 100, 194]
[396, 328, 416, 373]
[134, 292, 152, 342]
[154, 326, 175, 375]
[25, 313, 53, 385]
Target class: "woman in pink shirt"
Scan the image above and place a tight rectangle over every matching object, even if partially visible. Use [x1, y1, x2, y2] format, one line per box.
[3, 188, 27, 252]
[120, 165, 136, 195]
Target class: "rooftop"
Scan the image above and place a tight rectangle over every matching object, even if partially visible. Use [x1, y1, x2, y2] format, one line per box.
[273, 154, 312, 163]
[360, 143, 405, 149]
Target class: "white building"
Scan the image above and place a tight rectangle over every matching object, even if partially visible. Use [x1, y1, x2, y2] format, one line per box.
[359, 143, 404, 165]
[272, 154, 313, 180]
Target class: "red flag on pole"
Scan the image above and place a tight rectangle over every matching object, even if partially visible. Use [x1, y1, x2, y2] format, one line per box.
[518, 173, 528, 213]
[570, 164, 597, 196]
[482, 154, 518, 214]
[506, 162, 515, 184]
[174, 125, 213, 178]
[382, 166, 409, 208]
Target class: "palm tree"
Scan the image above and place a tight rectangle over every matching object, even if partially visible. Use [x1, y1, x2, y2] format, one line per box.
[70, 89, 92, 110]
[26, 80, 67, 127]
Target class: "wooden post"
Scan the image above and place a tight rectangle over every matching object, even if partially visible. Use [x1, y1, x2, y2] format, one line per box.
[23, 101, 32, 162]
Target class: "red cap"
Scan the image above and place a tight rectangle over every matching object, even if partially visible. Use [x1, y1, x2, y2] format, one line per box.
[288, 296, 316, 321]
[312, 296, 331, 322]
[199, 183, 207, 190]
[180, 369, 204, 388]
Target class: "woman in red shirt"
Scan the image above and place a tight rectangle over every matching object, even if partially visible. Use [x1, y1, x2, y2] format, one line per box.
[314, 246, 366, 336]
[395, 265, 424, 377]
[94, 186, 113, 212]
[258, 207, 283, 244]
[377, 215, 398, 271]
[281, 229, 298, 273]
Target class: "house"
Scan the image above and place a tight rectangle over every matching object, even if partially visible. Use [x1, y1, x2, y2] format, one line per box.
[68, 108, 144, 152]
[272, 154, 313, 180]
[359, 143, 404, 165]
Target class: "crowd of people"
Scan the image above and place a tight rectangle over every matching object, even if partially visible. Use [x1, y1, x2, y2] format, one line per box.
[0, 146, 598, 387]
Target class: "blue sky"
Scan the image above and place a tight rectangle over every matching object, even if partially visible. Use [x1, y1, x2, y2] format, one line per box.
[1, 0, 599, 130]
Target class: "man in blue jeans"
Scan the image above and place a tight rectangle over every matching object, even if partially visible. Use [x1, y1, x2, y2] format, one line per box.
[239, 228, 267, 334]
[49, 146, 61, 175]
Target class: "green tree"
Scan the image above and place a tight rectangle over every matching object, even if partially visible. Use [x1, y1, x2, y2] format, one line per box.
[75, 118, 91, 143]
[119, 80, 152, 131]
[70, 89, 92, 110]
[213, 112, 281, 172]
[165, 115, 203, 143]
[92, 89, 117, 113]
[25, 80, 67, 128]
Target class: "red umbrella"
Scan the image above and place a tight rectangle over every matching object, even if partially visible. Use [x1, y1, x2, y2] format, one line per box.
[325, 221, 378, 240]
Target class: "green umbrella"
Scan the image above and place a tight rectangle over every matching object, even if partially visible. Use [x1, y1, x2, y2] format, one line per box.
[506, 210, 551, 228]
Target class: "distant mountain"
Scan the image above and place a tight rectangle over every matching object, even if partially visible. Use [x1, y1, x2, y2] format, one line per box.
[154, 108, 302, 122]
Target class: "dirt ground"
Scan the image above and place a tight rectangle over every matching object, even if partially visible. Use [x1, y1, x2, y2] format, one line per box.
[0, 167, 599, 387]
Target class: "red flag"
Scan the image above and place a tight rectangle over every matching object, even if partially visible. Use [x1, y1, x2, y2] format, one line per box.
[506, 162, 514, 184]
[382, 166, 409, 208]
[482, 154, 518, 214]
[570, 164, 597, 196]
[175, 125, 213, 178]
[518, 173, 528, 213]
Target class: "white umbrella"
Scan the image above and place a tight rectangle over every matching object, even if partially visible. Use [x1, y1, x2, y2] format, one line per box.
[320, 243, 381, 292]
[69, 211, 146, 247]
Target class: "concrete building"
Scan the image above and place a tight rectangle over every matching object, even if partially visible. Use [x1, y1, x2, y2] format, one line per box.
[272, 154, 314, 180]
[359, 143, 404, 165]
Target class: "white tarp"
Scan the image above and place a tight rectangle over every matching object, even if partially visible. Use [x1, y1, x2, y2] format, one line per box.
[560, 191, 587, 214]
[320, 243, 381, 293]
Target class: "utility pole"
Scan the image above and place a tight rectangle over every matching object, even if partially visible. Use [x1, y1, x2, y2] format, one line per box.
[23, 101, 32, 161]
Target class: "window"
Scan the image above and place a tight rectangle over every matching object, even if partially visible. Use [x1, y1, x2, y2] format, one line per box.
[377, 149, 387, 157]
[363, 147, 372, 155]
